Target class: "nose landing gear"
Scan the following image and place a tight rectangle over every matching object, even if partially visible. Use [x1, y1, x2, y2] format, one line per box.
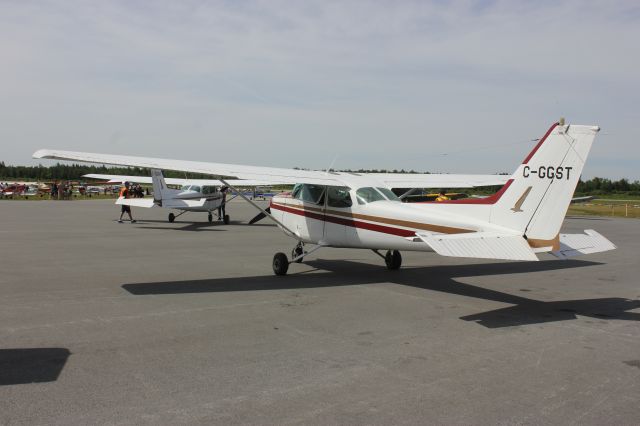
[272, 242, 323, 276]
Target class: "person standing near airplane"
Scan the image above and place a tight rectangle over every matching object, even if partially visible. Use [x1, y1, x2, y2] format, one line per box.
[218, 186, 228, 220]
[118, 182, 136, 223]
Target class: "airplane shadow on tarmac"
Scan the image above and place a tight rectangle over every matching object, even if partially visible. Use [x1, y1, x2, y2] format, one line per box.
[122, 260, 640, 329]
[0, 348, 70, 386]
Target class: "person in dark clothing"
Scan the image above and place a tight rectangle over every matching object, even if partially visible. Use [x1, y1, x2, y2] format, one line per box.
[217, 186, 228, 220]
[118, 182, 136, 223]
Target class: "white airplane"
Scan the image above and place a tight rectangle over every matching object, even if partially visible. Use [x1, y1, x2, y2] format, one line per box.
[33, 121, 615, 275]
[83, 171, 277, 223]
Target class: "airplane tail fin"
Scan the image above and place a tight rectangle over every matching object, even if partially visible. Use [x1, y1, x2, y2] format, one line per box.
[487, 122, 600, 246]
[151, 169, 169, 203]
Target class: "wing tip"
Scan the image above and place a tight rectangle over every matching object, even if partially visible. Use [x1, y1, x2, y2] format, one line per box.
[33, 149, 52, 159]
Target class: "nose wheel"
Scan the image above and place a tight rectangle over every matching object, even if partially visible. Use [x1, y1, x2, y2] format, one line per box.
[208, 213, 213, 223]
[168, 213, 175, 223]
[272, 253, 289, 276]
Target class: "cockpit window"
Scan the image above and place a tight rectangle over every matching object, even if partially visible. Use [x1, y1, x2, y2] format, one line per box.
[327, 186, 352, 208]
[190, 186, 201, 193]
[376, 187, 400, 201]
[356, 187, 386, 204]
[180, 185, 191, 191]
[295, 184, 325, 205]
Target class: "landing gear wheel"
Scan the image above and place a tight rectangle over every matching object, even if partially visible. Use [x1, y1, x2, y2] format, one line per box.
[385, 250, 402, 270]
[223, 214, 230, 224]
[273, 252, 289, 276]
[168, 213, 175, 223]
[292, 243, 304, 263]
[208, 213, 213, 223]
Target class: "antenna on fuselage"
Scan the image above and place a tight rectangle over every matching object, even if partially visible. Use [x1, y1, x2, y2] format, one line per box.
[325, 155, 338, 175]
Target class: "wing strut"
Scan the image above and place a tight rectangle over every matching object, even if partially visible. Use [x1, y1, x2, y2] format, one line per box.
[219, 179, 298, 237]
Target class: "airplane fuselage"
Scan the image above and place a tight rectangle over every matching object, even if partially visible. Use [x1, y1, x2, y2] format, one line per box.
[270, 189, 516, 252]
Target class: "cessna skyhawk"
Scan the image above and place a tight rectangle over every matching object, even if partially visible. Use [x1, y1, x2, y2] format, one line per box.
[34, 121, 615, 275]
[83, 171, 275, 223]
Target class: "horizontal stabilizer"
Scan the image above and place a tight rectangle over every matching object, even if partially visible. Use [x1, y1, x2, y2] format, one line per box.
[116, 197, 155, 208]
[416, 231, 539, 262]
[551, 230, 616, 259]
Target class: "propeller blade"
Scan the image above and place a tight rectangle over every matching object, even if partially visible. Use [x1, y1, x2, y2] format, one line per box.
[249, 207, 270, 225]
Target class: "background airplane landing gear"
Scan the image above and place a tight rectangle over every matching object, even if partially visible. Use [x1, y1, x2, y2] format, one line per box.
[385, 250, 402, 270]
[168, 213, 175, 223]
[273, 252, 289, 275]
[223, 214, 230, 224]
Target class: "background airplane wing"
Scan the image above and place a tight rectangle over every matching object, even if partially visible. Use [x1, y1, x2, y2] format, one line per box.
[83, 174, 280, 187]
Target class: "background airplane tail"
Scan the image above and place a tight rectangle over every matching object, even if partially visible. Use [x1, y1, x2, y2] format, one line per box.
[488, 122, 600, 244]
[151, 169, 170, 203]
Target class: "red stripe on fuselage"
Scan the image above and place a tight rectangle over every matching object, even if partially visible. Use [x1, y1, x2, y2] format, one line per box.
[522, 122, 559, 164]
[426, 179, 514, 205]
[270, 203, 416, 237]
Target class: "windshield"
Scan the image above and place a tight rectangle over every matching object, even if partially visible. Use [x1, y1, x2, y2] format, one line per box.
[356, 187, 386, 205]
[180, 185, 191, 191]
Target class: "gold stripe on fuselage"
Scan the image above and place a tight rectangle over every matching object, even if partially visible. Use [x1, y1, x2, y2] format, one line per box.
[272, 201, 474, 235]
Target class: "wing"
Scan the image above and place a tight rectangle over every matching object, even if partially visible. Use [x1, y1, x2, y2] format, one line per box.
[362, 173, 509, 188]
[83, 173, 278, 187]
[115, 197, 156, 208]
[36, 149, 505, 189]
[35, 149, 342, 186]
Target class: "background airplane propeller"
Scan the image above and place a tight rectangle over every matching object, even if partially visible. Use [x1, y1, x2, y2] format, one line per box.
[249, 207, 270, 225]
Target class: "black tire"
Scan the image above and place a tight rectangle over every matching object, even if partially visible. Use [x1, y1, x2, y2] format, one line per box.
[208, 213, 213, 223]
[273, 252, 289, 276]
[223, 214, 230, 224]
[168, 213, 175, 223]
[385, 250, 402, 270]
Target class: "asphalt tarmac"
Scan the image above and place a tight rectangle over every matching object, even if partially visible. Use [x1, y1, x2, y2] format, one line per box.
[1, 199, 639, 425]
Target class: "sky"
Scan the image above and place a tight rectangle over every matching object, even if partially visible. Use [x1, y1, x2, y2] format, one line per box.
[1, 0, 639, 180]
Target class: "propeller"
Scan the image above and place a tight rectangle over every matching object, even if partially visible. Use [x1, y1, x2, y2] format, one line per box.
[249, 207, 270, 225]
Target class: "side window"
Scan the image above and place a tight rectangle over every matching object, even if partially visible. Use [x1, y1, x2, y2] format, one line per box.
[356, 187, 385, 205]
[296, 184, 325, 205]
[327, 186, 352, 208]
[291, 184, 302, 199]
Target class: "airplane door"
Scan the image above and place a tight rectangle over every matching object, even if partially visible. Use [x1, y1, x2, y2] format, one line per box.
[281, 184, 326, 243]
[323, 186, 353, 246]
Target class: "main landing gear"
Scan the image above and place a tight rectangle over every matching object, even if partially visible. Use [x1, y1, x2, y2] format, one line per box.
[211, 211, 230, 224]
[272, 242, 322, 276]
[372, 249, 402, 270]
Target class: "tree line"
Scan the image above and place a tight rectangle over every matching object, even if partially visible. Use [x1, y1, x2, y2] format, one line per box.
[0, 162, 216, 181]
[1, 161, 639, 196]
